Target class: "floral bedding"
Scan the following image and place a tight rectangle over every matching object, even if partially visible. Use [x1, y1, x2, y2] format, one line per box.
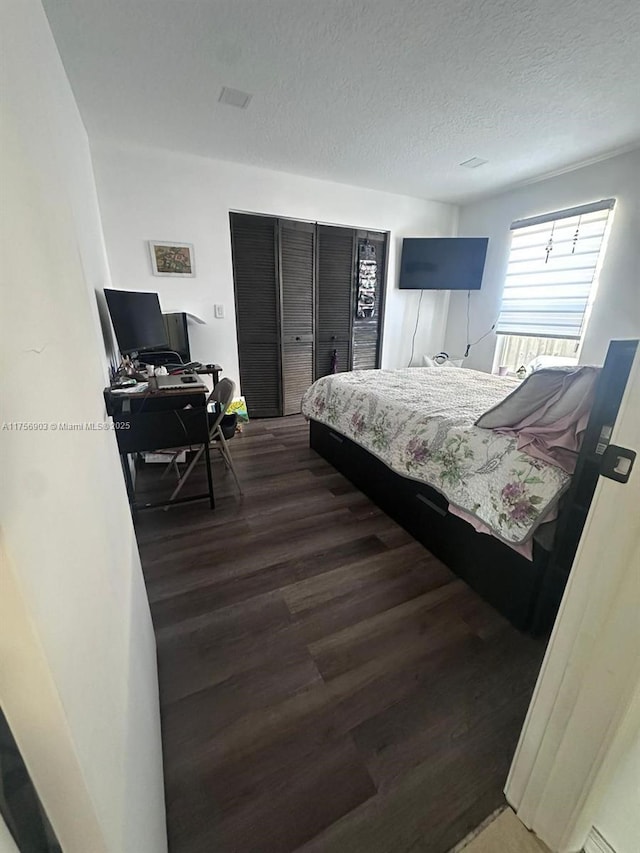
[301, 367, 572, 545]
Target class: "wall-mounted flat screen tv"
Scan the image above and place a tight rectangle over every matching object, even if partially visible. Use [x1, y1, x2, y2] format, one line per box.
[399, 237, 489, 290]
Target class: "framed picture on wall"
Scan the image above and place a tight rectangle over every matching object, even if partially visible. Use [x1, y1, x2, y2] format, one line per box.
[148, 241, 195, 277]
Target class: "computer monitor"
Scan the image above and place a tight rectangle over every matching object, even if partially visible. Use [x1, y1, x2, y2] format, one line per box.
[104, 289, 168, 354]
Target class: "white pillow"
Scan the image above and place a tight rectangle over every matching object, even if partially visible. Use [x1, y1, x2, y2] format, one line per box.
[527, 353, 578, 374]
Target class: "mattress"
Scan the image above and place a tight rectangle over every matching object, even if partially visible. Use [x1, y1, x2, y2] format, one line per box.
[301, 367, 572, 545]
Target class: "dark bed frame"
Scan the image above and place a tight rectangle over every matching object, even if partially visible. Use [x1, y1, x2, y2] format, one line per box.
[309, 339, 638, 634]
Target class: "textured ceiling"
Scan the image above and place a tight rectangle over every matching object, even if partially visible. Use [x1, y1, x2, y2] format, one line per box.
[43, 0, 640, 203]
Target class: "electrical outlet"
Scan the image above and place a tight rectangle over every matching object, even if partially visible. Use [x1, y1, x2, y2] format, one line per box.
[214, 304, 225, 319]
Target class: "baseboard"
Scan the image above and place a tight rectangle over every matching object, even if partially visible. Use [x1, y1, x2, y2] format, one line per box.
[584, 827, 616, 853]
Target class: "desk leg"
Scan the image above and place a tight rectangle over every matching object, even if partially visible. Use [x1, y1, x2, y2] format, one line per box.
[121, 453, 137, 515]
[204, 441, 215, 509]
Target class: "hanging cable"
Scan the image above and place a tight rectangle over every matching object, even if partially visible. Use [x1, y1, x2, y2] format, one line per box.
[465, 290, 471, 355]
[464, 289, 497, 358]
[408, 290, 425, 367]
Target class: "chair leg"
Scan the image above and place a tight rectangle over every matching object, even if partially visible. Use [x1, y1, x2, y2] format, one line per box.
[160, 453, 178, 480]
[166, 445, 206, 506]
[216, 431, 243, 496]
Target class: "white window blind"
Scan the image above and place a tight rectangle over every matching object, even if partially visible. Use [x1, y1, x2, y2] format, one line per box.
[496, 199, 615, 339]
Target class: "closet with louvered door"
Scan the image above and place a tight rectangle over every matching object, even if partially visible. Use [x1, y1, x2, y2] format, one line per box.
[279, 220, 315, 415]
[231, 214, 388, 417]
[352, 231, 387, 370]
[230, 213, 281, 417]
[315, 225, 355, 377]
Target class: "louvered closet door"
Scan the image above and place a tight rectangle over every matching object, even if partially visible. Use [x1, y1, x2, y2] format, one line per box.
[230, 213, 281, 417]
[316, 225, 355, 378]
[352, 231, 387, 370]
[279, 220, 315, 415]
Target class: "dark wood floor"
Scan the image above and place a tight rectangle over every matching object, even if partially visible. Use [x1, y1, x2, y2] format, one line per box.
[134, 416, 545, 853]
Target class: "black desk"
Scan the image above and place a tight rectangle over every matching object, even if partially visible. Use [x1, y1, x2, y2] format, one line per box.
[104, 386, 214, 512]
[195, 364, 222, 386]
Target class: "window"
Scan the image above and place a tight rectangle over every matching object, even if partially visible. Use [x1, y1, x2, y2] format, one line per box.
[495, 199, 614, 372]
[497, 334, 579, 374]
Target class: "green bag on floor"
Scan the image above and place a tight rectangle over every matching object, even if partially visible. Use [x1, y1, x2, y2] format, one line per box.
[226, 396, 249, 423]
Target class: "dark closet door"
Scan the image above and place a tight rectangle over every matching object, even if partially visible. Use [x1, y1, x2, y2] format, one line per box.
[279, 220, 315, 415]
[230, 213, 281, 417]
[316, 225, 355, 377]
[352, 231, 387, 371]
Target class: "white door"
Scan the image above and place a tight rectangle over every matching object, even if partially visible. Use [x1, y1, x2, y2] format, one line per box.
[506, 343, 640, 852]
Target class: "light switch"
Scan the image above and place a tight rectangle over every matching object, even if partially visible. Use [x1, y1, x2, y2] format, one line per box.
[214, 304, 225, 319]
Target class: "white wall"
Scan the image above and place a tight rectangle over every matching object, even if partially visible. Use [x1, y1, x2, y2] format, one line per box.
[0, 814, 19, 853]
[0, 2, 166, 851]
[91, 140, 457, 388]
[443, 150, 640, 372]
[592, 733, 640, 853]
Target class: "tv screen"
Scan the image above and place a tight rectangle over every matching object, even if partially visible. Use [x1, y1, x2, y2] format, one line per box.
[104, 289, 168, 354]
[399, 237, 488, 290]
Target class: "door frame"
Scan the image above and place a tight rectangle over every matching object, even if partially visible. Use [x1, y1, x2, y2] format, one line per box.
[506, 342, 640, 851]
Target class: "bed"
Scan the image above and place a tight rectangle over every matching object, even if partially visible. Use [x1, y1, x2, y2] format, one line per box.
[302, 340, 637, 633]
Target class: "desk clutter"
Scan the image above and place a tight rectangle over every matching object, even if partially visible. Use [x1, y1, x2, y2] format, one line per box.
[110, 355, 220, 390]
[111, 381, 149, 394]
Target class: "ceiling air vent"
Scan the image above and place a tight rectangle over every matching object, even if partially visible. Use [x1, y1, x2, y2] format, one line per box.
[459, 157, 488, 169]
[218, 87, 252, 109]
